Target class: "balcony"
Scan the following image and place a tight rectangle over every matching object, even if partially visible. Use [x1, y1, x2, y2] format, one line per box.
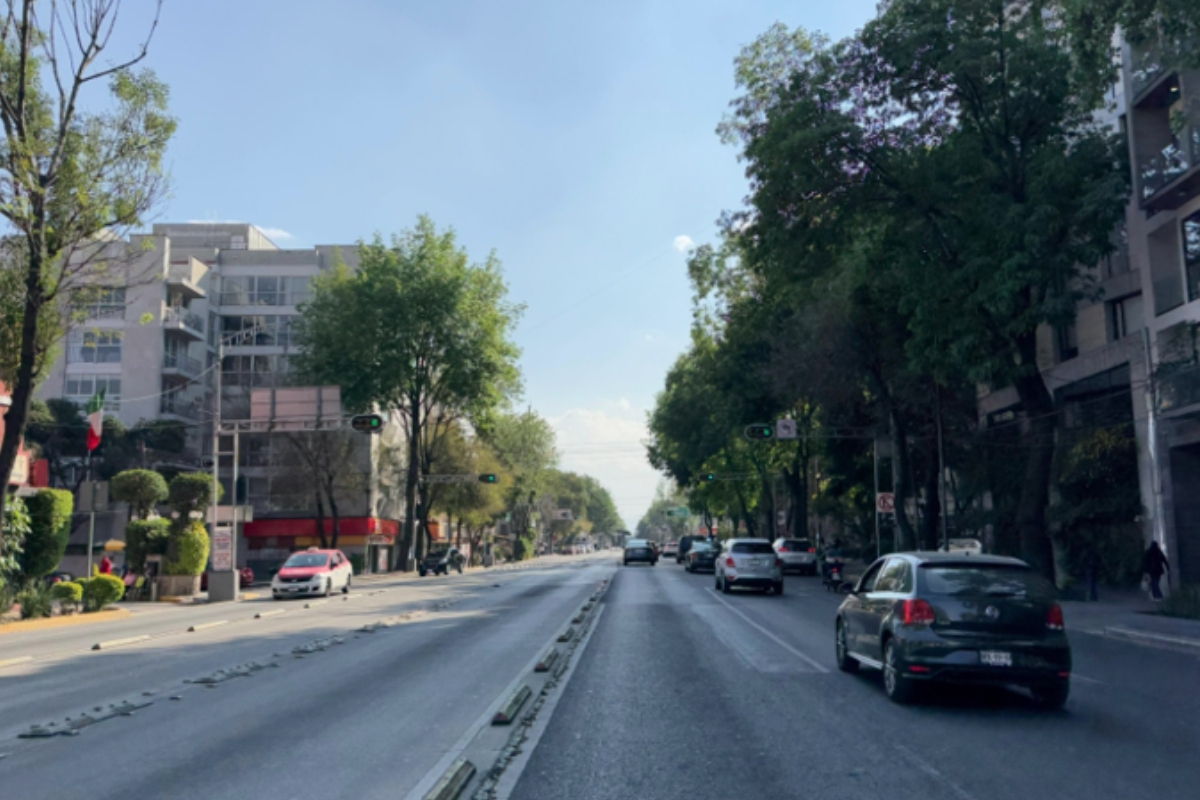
[163, 306, 206, 341]
[1159, 365, 1200, 414]
[166, 258, 207, 300]
[160, 392, 204, 421]
[162, 351, 203, 381]
[1139, 123, 1200, 213]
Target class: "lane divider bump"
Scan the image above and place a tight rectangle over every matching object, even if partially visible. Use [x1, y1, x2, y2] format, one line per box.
[491, 685, 532, 725]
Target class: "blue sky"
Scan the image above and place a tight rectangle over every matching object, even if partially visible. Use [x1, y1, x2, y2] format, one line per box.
[122, 0, 878, 527]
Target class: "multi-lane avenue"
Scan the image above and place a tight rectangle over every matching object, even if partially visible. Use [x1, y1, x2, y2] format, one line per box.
[2, 553, 1199, 800]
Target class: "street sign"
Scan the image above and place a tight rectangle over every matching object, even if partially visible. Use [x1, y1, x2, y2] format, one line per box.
[775, 419, 798, 439]
[666, 507, 690, 517]
[744, 424, 774, 441]
[552, 509, 573, 521]
[212, 526, 234, 571]
[78, 481, 109, 513]
[365, 534, 393, 546]
[876, 493, 896, 514]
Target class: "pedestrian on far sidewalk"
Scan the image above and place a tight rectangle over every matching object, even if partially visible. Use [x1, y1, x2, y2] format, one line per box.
[1142, 541, 1169, 601]
[98, 553, 113, 575]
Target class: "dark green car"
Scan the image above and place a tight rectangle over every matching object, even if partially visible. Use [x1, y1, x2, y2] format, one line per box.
[835, 552, 1071, 708]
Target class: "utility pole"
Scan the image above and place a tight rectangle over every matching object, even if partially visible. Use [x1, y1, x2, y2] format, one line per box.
[936, 384, 949, 552]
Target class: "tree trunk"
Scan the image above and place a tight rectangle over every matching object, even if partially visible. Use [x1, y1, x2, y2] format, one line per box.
[0, 246, 45, 535]
[314, 490, 328, 549]
[1012, 368, 1056, 580]
[397, 403, 421, 571]
[889, 406, 919, 550]
[921, 437, 942, 550]
[328, 489, 340, 549]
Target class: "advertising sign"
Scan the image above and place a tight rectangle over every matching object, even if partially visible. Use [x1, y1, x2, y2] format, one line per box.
[212, 526, 234, 571]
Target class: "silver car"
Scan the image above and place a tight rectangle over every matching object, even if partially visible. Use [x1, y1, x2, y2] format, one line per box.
[772, 537, 818, 575]
[714, 538, 784, 595]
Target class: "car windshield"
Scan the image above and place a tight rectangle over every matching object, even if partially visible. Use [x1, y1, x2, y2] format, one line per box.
[731, 543, 775, 555]
[283, 554, 328, 568]
[920, 564, 1052, 597]
[782, 540, 811, 549]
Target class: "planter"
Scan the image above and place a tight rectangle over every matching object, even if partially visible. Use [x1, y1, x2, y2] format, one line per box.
[157, 574, 201, 597]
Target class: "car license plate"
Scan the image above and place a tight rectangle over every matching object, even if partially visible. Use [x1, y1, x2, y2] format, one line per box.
[980, 650, 1012, 667]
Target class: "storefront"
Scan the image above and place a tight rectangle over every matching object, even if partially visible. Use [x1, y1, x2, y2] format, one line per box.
[241, 516, 399, 577]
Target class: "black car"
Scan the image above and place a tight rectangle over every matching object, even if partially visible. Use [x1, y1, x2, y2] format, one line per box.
[835, 552, 1071, 708]
[676, 535, 709, 564]
[623, 539, 658, 566]
[418, 547, 464, 577]
[684, 542, 717, 573]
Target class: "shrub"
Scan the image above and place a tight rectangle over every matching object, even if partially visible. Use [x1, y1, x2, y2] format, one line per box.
[17, 581, 54, 619]
[125, 518, 171, 572]
[168, 472, 220, 519]
[111, 470, 169, 520]
[84, 574, 125, 611]
[0, 495, 30, 588]
[50, 580, 83, 604]
[165, 520, 209, 576]
[19, 489, 73, 583]
[349, 553, 364, 574]
[513, 535, 535, 561]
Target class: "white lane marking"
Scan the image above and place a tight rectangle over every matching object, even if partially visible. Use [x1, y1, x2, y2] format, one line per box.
[706, 589, 829, 673]
[402, 575, 609, 800]
[0, 656, 33, 669]
[1105, 626, 1200, 648]
[895, 744, 979, 800]
[1071, 673, 1108, 686]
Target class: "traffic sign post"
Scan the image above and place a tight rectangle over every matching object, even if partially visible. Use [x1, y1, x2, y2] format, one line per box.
[876, 493, 895, 514]
[775, 419, 798, 439]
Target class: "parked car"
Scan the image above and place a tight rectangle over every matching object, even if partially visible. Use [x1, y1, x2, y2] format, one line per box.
[200, 568, 254, 591]
[271, 548, 353, 599]
[623, 538, 658, 566]
[419, 546, 465, 576]
[677, 535, 709, 563]
[662, 541, 679, 559]
[773, 538, 818, 575]
[834, 552, 1071, 707]
[938, 538, 984, 556]
[684, 541, 717, 573]
[714, 539, 784, 595]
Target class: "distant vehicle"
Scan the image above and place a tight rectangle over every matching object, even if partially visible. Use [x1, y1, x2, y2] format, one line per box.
[272, 548, 352, 599]
[684, 541, 717, 573]
[419, 546, 465, 577]
[662, 541, 679, 558]
[623, 539, 658, 567]
[938, 538, 984, 556]
[773, 538, 818, 575]
[714, 539, 784, 595]
[835, 552, 1071, 707]
[677, 535, 709, 563]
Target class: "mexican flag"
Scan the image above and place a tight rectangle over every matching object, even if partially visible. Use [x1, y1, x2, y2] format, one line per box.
[85, 388, 106, 451]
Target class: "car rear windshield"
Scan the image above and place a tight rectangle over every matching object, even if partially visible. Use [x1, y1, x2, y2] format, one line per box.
[782, 540, 811, 549]
[283, 553, 327, 567]
[731, 543, 775, 554]
[920, 564, 1051, 597]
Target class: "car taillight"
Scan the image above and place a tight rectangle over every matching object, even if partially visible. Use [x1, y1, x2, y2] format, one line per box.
[901, 599, 936, 626]
[775, 557, 783, 568]
[779, 546, 787, 552]
[807, 548, 815, 553]
[1046, 604, 1065, 631]
[725, 556, 735, 567]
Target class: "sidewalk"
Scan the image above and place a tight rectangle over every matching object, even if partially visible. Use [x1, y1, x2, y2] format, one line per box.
[1061, 587, 1200, 650]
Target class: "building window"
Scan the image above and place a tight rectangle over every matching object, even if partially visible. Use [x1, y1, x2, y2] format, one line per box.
[219, 276, 311, 307]
[64, 375, 121, 411]
[1110, 294, 1144, 341]
[67, 329, 123, 363]
[220, 315, 293, 347]
[1186, 211, 1200, 301]
[1057, 324, 1079, 362]
[77, 288, 126, 320]
[221, 354, 288, 387]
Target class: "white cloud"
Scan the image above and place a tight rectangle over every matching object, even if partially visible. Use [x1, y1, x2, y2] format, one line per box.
[549, 407, 660, 530]
[673, 235, 694, 252]
[256, 226, 294, 241]
[644, 334, 653, 342]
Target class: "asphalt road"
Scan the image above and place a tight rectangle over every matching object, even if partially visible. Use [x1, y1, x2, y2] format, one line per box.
[509, 559, 1200, 800]
[4, 553, 1199, 800]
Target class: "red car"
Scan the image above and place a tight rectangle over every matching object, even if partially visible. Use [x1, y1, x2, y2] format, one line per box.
[271, 548, 353, 599]
[200, 568, 254, 591]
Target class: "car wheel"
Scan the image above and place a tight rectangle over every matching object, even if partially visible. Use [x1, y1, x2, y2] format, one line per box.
[323, 580, 332, 598]
[715, 574, 721, 590]
[343, 576, 351, 595]
[623, 560, 629, 567]
[1031, 681, 1070, 710]
[721, 575, 733, 594]
[835, 620, 858, 672]
[883, 640, 918, 704]
[457, 563, 464, 574]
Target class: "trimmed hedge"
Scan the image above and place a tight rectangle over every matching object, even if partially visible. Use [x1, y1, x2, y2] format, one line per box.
[111, 470, 169, 520]
[84, 574, 125, 611]
[50, 580, 83, 604]
[125, 518, 171, 572]
[20, 488, 73, 582]
[168, 472, 220, 518]
[166, 520, 209, 576]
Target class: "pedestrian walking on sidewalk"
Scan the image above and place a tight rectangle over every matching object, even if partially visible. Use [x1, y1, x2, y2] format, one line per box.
[1142, 541, 1169, 601]
[98, 554, 113, 575]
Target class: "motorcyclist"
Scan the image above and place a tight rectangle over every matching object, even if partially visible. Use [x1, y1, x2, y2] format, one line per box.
[823, 539, 845, 580]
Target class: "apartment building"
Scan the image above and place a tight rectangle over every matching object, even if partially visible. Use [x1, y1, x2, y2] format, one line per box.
[37, 223, 409, 574]
[976, 36, 1200, 587]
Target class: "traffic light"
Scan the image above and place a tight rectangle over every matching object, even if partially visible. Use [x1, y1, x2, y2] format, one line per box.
[351, 414, 384, 433]
[700, 472, 716, 482]
[744, 424, 774, 441]
[478, 473, 497, 484]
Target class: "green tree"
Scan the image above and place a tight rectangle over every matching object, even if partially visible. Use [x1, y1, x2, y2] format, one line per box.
[164, 472, 219, 576]
[18, 488, 72, 584]
[111, 469, 168, 521]
[292, 217, 523, 569]
[486, 410, 558, 542]
[0, 1, 175, 534]
[125, 517, 170, 573]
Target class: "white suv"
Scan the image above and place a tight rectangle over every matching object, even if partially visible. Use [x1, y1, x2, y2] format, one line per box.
[714, 539, 784, 595]
[772, 537, 818, 575]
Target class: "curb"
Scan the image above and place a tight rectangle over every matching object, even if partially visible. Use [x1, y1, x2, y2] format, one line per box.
[491, 685, 532, 725]
[0, 607, 131, 635]
[422, 758, 476, 800]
